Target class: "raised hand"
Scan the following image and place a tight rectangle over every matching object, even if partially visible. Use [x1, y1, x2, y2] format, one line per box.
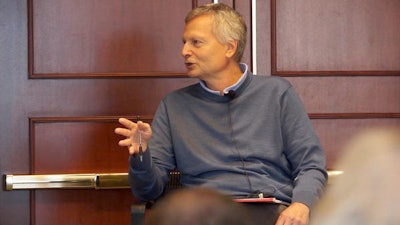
[114, 118, 152, 155]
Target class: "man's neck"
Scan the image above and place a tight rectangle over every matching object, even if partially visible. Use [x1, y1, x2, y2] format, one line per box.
[203, 64, 243, 95]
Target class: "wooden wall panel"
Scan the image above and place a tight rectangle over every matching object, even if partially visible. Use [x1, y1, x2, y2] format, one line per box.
[311, 117, 400, 168]
[31, 118, 128, 173]
[30, 0, 193, 77]
[268, 0, 400, 169]
[34, 189, 134, 225]
[287, 76, 400, 113]
[218, 0, 234, 6]
[272, 0, 400, 75]
[30, 0, 254, 78]
[30, 117, 149, 225]
[234, 0, 252, 66]
[196, 0, 213, 7]
[24, 78, 196, 117]
[255, 0, 271, 75]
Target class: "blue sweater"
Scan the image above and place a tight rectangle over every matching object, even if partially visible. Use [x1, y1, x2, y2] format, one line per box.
[129, 71, 327, 208]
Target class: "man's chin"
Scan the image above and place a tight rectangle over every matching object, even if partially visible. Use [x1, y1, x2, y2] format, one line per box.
[186, 71, 199, 78]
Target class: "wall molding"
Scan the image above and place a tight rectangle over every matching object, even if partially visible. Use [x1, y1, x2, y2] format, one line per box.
[27, 0, 194, 79]
[270, 0, 400, 77]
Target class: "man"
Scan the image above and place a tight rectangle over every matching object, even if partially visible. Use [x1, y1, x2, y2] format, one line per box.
[115, 3, 327, 225]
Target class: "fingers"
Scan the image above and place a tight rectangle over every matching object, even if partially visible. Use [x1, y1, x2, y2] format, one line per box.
[114, 118, 152, 155]
[136, 121, 152, 139]
[127, 144, 138, 155]
[114, 126, 135, 148]
[114, 118, 137, 137]
[118, 137, 132, 147]
[114, 127, 132, 137]
[114, 118, 136, 148]
[118, 136, 140, 155]
[275, 203, 309, 225]
[118, 118, 136, 129]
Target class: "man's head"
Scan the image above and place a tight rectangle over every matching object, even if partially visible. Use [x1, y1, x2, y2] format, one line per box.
[185, 3, 247, 62]
[181, 3, 247, 81]
[145, 187, 253, 225]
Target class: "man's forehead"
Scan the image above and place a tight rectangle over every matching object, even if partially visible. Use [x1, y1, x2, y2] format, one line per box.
[185, 14, 214, 27]
[183, 16, 214, 37]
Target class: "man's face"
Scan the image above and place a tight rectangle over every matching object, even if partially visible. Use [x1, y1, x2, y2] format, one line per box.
[181, 15, 230, 81]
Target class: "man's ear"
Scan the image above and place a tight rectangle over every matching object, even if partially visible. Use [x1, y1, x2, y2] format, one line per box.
[225, 39, 238, 58]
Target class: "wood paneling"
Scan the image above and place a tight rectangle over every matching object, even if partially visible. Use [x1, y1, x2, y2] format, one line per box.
[233, 0, 253, 67]
[311, 116, 400, 168]
[31, 117, 133, 173]
[29, 117, 153, 224]
[29, 0, 254, 78]
[287, 76, 400, 113]
[196, 0, 214, 7]
[271, 0, 400, 76]
[255, 0, 271, 75]
[33, 189, 134, 225]
[266, 0, 400, 169]
[23, 78, 197, 117]
[2, 1, 201, 224]
[29, 0, 193, 78]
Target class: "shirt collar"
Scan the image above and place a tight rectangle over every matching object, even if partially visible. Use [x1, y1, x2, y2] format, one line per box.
[200, 63, 249, 96]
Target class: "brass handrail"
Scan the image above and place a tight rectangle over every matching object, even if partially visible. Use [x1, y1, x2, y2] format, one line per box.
[5, 173, 129, 190]
[5, 170, 342, 190]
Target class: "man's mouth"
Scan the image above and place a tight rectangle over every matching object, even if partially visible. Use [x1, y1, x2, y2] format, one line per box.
[185, 62, 194, 67]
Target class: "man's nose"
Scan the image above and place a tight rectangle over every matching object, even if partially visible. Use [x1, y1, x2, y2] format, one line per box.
[181, 44, 191, 58]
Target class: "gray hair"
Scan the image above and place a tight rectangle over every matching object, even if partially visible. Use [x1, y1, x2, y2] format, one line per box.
[185, 3, 247, 62]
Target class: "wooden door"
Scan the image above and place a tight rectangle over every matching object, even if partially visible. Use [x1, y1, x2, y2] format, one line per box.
[1, 0, 399, 225]
[0, 1, 195, 224]
[0, 1, 252, 224]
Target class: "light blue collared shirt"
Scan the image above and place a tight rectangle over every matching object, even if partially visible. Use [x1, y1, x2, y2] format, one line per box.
[199, 63, 249, 96]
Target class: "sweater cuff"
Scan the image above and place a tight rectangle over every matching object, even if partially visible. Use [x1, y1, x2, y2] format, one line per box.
[129, 149, 152, 170]
[291, 191, 317, 209]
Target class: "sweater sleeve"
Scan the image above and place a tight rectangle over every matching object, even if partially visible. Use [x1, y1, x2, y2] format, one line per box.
[280, 87, 328, 208]
[128, 100, 176, 202]
[128, 150, 165, 202]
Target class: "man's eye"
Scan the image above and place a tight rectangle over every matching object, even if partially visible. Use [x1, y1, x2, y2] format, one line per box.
[192, 40, 201, 46]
